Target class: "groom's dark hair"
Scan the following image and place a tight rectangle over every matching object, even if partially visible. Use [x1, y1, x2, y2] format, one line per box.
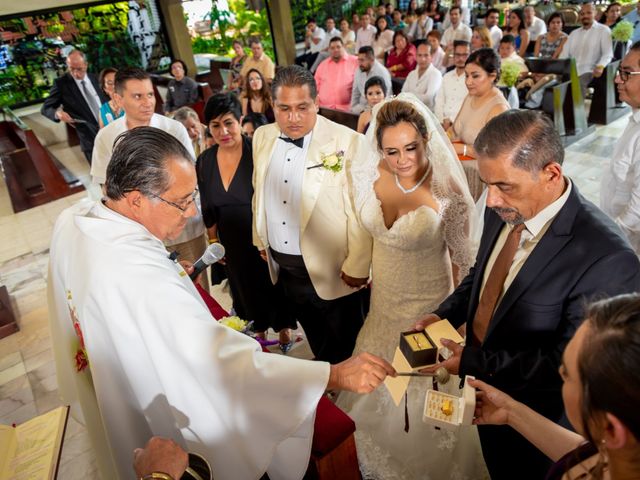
[271, 65, 317, 100]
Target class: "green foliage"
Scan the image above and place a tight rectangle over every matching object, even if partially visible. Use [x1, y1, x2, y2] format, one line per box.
[501, 61, 521, 88]
[612, 20, 634, 43]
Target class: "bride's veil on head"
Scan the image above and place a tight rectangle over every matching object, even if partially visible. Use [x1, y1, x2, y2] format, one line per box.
[356, 92, 477, 278]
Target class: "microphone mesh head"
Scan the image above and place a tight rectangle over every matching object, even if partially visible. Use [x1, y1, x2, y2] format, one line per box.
[202, 242, 225, 265]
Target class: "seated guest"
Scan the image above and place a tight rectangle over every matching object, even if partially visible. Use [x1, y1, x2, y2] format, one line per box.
[377, 4, 393, 26]
[448, 48, 510, 200]
[241, 112, 268, 138]
[164, 59, 199, 115]
[497, 34, 529, 87]
[524, 6, 546, 44]
[356, 76, 387, 133]
[601, 43, 640, 254]
[386, 30, 417, 78]
[310, 17, 341, 73]
[295, 18, 326, 69]
[435, 40, 470, 129]
[373, 16, 395, 63]
[425, 0, 446, 29]
[485, 8, 503, 49]
[173, 106, 207, 158]
[503, 9, 530, 57]
[351, 46, 392, 114]
[401, 41, 442, 110]
[472, 25, 493, 51]
[407, 7, 433, 42]
[403, 10, 417, 39]
[315, 37, 359, 111]
[227, 39, 247, 91]
[355, 13, 377, 50]
[600, 2, 622, 28]
[427, 30, 447, 74]
[472, 293, 640, 480]
[391, 10, 406, 31]
[442, 0, 471, 29]
[534, 13, 568, 59]
[441, 6, 472, 53]
[98, 67, 123, 128]
[240, 38, 275, 81]
[562, 2, 613, 93]
[340, 18, 357, 54]
[242, 68, 275, 123]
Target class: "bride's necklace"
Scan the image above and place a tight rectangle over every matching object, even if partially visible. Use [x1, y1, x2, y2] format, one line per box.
[394, 163, 432, 194]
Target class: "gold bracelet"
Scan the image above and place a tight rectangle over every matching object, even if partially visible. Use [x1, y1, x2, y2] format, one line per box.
[141, 473, 174, 480]
[208, 237, 219, 244]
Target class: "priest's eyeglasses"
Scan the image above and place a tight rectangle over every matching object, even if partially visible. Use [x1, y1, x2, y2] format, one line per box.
[149, 188, 199, 213]
[616, 67, 640, 82]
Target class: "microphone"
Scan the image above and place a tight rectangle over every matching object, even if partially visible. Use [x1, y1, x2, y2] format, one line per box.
[189, 242, 225, 280]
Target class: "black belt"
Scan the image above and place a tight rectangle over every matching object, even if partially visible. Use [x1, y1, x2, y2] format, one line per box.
[269, 248, 308, 277]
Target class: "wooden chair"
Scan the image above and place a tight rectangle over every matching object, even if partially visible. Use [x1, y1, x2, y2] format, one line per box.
[319, 107, 360, 131]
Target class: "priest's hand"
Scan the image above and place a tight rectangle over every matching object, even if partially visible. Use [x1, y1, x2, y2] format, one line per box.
[133, 436, 188, 480]
[340, 271, 368, 288]
[413, 313, 441, 332]
[328, 352, 396, 393]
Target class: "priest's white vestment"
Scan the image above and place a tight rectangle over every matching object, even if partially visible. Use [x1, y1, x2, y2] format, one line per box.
[47, 199, 330, 480]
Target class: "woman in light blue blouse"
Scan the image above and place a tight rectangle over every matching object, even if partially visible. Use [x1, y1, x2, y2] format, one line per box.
[98, 67, 124, 128]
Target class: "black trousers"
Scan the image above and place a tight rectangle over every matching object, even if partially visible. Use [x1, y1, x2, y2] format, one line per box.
[479, 424, 552, 480]
[294, 52, 319, 69]
[271, 249, 369, 364]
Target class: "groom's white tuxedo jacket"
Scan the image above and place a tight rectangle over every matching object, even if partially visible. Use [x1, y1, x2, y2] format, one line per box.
[252, 115, 373, 300]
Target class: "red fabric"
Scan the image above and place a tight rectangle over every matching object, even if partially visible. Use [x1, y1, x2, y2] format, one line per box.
[195, 283, 229, 320]
[312, 396, 356, 456]
[386, 43, 417, 79]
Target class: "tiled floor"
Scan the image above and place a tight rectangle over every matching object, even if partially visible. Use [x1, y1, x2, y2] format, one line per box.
[0, 111, 629, 479]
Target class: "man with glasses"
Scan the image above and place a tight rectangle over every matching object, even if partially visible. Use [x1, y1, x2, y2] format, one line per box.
[41, 50, 107, 163]
[601, 41, 640, 254]
[434, 40, 470, 129]
[48, 126, 394, 480]
[91, 67, 208, 289]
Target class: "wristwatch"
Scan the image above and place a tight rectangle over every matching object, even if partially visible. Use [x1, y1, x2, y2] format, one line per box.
[140, 473, 174, 480]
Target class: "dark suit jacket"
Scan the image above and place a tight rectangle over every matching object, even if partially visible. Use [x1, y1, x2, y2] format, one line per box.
[41, 73, 107, 154]
[435, 183, 640, 419]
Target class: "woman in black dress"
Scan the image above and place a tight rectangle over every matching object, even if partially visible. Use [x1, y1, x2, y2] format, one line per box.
[197, 93, 295, 351]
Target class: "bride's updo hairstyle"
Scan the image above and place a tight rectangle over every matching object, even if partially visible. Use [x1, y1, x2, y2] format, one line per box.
[375, 100, 429, 152]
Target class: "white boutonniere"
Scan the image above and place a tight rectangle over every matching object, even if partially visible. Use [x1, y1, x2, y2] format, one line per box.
[308, 150, 345, 172]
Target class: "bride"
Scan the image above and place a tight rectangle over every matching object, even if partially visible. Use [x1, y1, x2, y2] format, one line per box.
[337, 93, 488, 479]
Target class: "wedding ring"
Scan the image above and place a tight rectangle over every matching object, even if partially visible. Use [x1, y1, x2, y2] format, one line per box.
[413, 334, 422, 349]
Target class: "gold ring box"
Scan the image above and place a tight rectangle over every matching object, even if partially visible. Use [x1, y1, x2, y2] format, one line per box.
[422, 375, 476, 430]
[399, 319, 464, 369]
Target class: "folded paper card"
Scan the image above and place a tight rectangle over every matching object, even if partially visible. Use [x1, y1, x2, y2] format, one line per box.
[384, 347, 412, 406]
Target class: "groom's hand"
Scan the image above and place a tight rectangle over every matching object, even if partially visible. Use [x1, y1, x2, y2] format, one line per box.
[413, 313, 441, 332]
[340, 271, 368, 288]
[328, 353, 396, 393]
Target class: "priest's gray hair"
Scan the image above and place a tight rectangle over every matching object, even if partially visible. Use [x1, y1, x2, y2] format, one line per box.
[474, 110, 564, 173]
[105, 127, 193, 201]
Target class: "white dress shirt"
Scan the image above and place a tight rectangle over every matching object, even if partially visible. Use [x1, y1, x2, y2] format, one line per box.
[442, 6, 471, 29]
[601, 110, 640, 254]
[356, 24, 377, 50]
[441, 23, 472, 48]
[265, 134, 312, 255]
[74, 75, 102, 120]
[561, 22, 613, 76]
[401, 63, 443, 110]
[434, 68, 468, 122]
[351, 60, 392, 114]
[407, 16, 434, 41]
[489, 25, 503, 49]
[527, 16, 547, 41]
[320, 27, 341, 50]
[309, 27, 327, 54]
[480, 180, 572, 303]
[431, 46, 447, 74]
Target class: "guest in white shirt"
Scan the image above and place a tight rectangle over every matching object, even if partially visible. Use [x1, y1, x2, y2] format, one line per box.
[434, 40, 470, 129]
[498, 35, 529, 82]
[561, 3, 613, 92]
[340, 18, 357, 54]
[351, 46, 392, 114]
[427, 30, 447, 74]
[441, 6, 472, 53]
[401, 42, 442, 110]
[407, 7, 433, 42]
[524, 6, 547, 43]
[310, 17, 342, 72]
[442, 0, 471, 28]
[295, 18, 326, 69]
[356, 13, 377, 50]
[373, 16, 395, 63]
[601, 43, 640, 254]
[485, 8, 503, 49]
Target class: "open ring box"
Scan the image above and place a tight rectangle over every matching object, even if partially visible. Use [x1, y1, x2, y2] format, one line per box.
[422, 375, 476, 430]
[398, 319, 464, 370]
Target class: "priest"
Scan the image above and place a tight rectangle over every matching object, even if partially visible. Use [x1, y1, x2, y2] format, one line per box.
[48, 127, 395, 480]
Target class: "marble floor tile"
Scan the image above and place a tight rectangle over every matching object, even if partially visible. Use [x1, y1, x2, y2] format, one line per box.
[0, 398, 38, 425]
[58, 447, 100, 480]
[0, 351, 22, 371]
[0, 360, 26, 386]
[0, 374, 34, 420]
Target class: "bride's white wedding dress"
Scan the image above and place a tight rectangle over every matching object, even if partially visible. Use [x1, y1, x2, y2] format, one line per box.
[336, 94, 488, 480]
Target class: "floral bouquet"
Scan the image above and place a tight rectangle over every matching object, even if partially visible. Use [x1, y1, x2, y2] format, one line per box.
[501, 61, 521, 88]
[219, 316, 279, 347]
[612, 20, 634, 43]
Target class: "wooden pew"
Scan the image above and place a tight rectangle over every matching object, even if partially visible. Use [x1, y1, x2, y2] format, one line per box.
[588, 59, 630, 125]
[319, 107, 360, 131]
[525, 57, 595, 146]
[0, 108, 84, 213]
[209, 59, 232, 93]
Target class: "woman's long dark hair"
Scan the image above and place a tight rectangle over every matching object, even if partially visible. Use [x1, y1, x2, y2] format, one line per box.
[243, 68, 272, 104]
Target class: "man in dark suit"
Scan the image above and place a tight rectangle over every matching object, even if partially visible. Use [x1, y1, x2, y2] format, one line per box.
[41, 50, 107, 163]
[417, 110, 640, 480]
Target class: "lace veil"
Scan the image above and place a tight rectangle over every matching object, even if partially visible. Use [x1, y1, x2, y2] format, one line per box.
[354, 92, 477, 278]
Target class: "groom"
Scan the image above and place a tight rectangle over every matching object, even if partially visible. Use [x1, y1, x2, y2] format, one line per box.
[252, 65, 373, 364]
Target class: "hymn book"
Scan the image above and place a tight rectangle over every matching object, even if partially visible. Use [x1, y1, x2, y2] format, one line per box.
[0, 405, 69, 479]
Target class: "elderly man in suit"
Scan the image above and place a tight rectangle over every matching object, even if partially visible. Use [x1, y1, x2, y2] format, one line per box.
[252, 65, 373, 364]
[416, 110, 640, 480]
[41, 50, 107, 163]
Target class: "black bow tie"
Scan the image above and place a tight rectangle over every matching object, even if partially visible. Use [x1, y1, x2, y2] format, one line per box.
[280, 136, 304, 148]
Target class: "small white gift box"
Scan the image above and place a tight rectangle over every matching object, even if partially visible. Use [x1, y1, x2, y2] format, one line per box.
[422, 375, 476, 430]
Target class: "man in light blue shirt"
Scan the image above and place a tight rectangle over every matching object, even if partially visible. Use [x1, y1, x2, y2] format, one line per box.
[624, 3, 640, 43]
